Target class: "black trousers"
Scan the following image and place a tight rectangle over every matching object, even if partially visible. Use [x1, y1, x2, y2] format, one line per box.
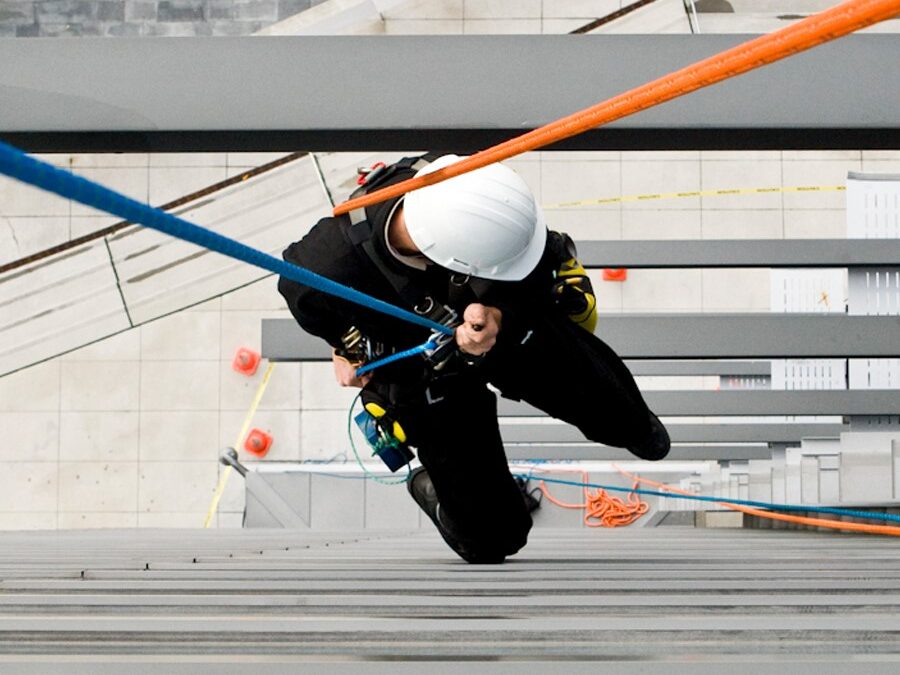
[362, 315, 654, 560]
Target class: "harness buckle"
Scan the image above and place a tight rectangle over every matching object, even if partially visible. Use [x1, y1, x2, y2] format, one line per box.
[422, 305, 459, 371]
[357, 161, 387, 186]
[337, 326, 386, 365]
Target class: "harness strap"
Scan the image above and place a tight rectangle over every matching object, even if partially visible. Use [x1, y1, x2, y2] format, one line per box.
[347, 153, 455, 322]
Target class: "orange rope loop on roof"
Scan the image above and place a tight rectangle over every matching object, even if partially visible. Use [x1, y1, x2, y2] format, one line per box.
[334, 0, 900, 217]
[539, 471, 649, 528]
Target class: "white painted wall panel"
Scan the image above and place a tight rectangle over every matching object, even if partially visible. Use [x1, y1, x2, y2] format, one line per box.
[0, 243, 130, 376]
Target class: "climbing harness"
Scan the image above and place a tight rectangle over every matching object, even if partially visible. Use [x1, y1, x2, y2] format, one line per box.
[342, 154, 475, 376]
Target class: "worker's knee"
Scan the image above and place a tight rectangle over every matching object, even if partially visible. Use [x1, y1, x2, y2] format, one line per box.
[443, 507, 532, 564]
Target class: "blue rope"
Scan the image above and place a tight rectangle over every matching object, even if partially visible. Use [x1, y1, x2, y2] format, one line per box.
[0, 140, 454, 337]
[355, 340, 437, 376]
[520, 474, 900, 525]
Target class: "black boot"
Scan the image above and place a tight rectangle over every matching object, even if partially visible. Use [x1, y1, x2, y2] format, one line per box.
[627, 411, 671, 461]
[407, 466, 506, 564]
[514, 476, 542, 513]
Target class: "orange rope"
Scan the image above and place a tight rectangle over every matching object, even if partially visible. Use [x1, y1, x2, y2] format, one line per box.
[615, 465, 900, 538]
[334, 0, 900, 217]
[540, 470, 649, 528]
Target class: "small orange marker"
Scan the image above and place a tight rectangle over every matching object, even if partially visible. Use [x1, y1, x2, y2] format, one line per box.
[232, 347, 261, 376]
[244, 428, 273, 457]
[602, 268, 628, 282]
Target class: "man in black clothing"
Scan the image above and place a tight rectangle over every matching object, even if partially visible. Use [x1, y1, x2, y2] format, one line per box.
[279, 154, 669, 564]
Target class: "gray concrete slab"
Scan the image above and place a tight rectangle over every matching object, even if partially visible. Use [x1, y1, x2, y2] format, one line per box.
[1, 527, 900, 666]
[2, 35, 899, 151]
[263, 314, 900, 361]
[499, 389, 900, 417]
[577, 238, 900, 268]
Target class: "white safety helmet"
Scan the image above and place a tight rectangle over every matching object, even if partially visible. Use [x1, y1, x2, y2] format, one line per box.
[402, 155, 547, 281]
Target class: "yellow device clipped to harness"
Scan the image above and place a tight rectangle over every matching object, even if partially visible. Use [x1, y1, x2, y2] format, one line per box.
[364, 402, 407, 443]
[554, 257, 598, 334]
[355, 401, 413, 472]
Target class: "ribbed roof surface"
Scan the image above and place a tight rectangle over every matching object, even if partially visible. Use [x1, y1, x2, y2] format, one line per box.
[2, 527, 899, 672]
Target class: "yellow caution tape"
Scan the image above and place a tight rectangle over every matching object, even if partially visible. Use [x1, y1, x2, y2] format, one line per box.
[203, 361, 276, 528]
[544, 185, 845, 209]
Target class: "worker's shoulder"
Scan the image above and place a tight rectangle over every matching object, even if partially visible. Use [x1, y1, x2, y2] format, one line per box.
[283, 215, 357, 268]
[293, 214, 352, 249]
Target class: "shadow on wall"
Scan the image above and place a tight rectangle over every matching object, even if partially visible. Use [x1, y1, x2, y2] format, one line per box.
[695, 0, 735, 12]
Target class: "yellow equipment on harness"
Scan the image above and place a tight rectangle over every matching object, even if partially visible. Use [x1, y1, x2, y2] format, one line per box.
[364, 402, 408, 444]
[354, 401, 413, 472]
[553, 256, 598, 334]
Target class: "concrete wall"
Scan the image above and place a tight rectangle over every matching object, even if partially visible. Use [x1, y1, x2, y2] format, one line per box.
[0, 0, 327, 38]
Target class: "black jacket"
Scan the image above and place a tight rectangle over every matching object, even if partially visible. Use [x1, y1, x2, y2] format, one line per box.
[278, 156, 567, 378]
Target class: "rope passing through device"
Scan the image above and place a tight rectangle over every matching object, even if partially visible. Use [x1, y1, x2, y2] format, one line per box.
[333, 0, 900, 216]
[354, 340, 438, 377]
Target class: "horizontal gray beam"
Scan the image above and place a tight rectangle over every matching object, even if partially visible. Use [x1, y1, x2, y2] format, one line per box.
[576, 239, 900, 269]
[261, 321, 769, 371]
[501, 423, 844, 444]
[627, 360, 770, 376]
[505, 445, 774, 461]
[595, 314, 900, 359]
[1, 35, 899, 152]
[263, 314, 900, 360]
[499, 390, 900, 417]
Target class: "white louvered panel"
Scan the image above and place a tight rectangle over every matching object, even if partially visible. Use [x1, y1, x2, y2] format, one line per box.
[0, 242, 130, 376]
[847, 172, 900, 239]
[847, 173, 900, 393]
[848, 268, 900, 316]
[718, 375, 770, 390]
[770, 269, 846, 314]
[110, 161, 331, 325]
[848, 269, 900, 389]
[770, 360, 846, 390]
[769, 268, 846, 393]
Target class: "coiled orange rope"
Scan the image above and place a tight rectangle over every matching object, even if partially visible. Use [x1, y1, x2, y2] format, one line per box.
[334, 0, 900, 217]
[539, 470, 649, 528]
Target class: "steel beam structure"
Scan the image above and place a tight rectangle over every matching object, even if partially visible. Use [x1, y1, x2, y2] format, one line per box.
[501, 423, 844, 444]
[262, 314, 900, 360]
[576, 238, 900, 268]
[1, 35, 899, 152]
[499, 390, 900, 417]
[504, 444, 775, 461]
